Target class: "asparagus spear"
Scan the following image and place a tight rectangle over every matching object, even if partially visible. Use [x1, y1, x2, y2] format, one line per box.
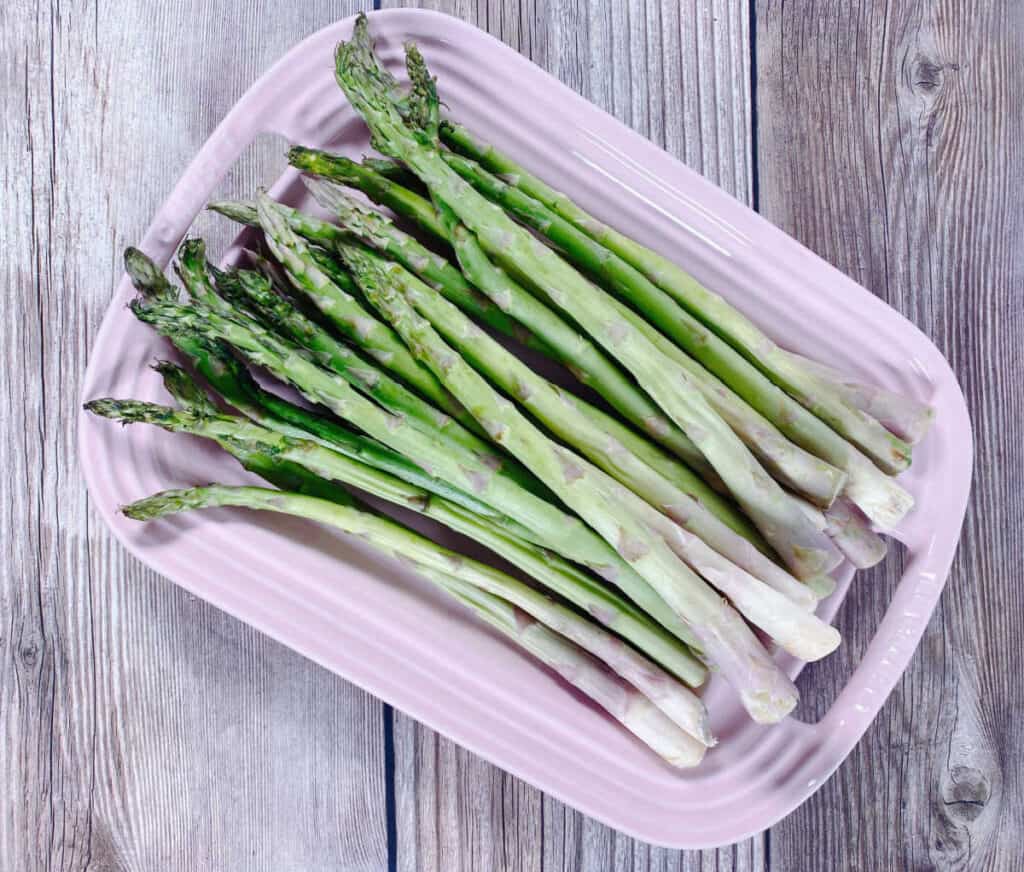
[131, 296, 709, 656]
[174, 238, 544, 495]
[308, 182, 733, 476]
[141, 317, 511, 522]
[348, 245, 840, 655]
[296, 183, 781, 547]
[210, 260, 540, 489]
[147, 357, 713, 742]
[219, 187, 729, 498]
[210, 198, 548, 356]
[213, 198, 764, 544]
[781, 351, 935, 445]
[251, 194, 473, 427]
[430, 160, 910, 524]
[364, 249, 822, 612]
[822, 497, 888, 569]
[121, 484, 706, 765]
[333, 24, 840, 581]
[438, 122, 917, 474]
[434, 574, 707, 765]
[402, 45, 857, 507]
[211, 199, 817, 603]
[340, 242, 802, 722]
[304, 175, 853, 519]
[88, 390, 706, 688]
[209, 198, 552, 358]
[150, 360, 386, 512]
[289, 146, 449, 240]
[439, 151, 864, 496]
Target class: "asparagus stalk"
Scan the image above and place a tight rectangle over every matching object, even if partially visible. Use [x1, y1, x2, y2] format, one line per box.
[131, 296, 708, 657]
[340, 242, 800, 721]
[823, 497, 888, 569]
[292, 178, 791, 548]
[782, 351, 935, 445]
[434, 574, 707, 765]
[439, 123, 917, 474]
[300, 183, 780, 548]
[88, 391, 706, 688]
[237, 180, 729, 499]
[121, 484, 706, 764]
[252, 194, 473, 427]
[402, 45, 854, 505]
[367, 251, 822, 613]
[210, 197, 548, 356]
[209, 260, 541, 490]
[594, 280, 914, 529]
[214, 192, 767, 547]
[334, 26, 840, 581]
[288, 164, 730, 492]
[150, 361, 380, 511]
[175, 239, 543, 495]
[436, 150, 918, 521]
[142, 317, 511, 522]
[307, 182, 722, 482]
[349, 246, 840, 656]
[289, 146, 449, 240]
[146, 356, 713, 743]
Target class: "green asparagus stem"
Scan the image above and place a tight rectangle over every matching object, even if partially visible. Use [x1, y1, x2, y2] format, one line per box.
[333, 24, 840, 582]
[301, 183, 781, 549]
[152, 361, 373, 510]
[131, 295, 708, 655]
[596, 284, 914, 530]
[120, 484, 707, 764]
[349, 246, 839, 658]
[208, 261, 542, 492]
[149, 356, 706, 694]
[823, 497, 888, 569]
[142, 310, 509, 520]
[213, 195, 549, 356]
[288, 146, 449, 240]
[178, 239, 532, 490]
[253, 193, 474, 427]
[129, 279, 543, 518]
[89, 391, 705, 686]
[438, 121, 917, 474]
[364, 251, 824, 614]
[340, 240, 800, 722]
[441, 148, 909, 516]
[212, 196, 762, 542]
[289, 161, 727, 487]
[782, 351, 935, 445]
[434, 574, 707, 765]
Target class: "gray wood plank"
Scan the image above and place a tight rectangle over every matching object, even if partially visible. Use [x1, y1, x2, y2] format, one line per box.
[0, 2, 390, 870]
[756, 1, 1024, 870]
[379, 1, 764, 868]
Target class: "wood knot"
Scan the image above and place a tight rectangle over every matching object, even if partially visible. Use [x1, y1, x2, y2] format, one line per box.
[942, 765, 991, 822]
[910, 55, 954, 96]
[19, 639, 40, 668]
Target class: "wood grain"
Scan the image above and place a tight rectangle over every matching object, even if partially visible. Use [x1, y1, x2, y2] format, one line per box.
[757, 1, 1024, 870]
[1, 2, 390, 871]
[2, 0, 1022, 869]
[380, 1, 762, 869]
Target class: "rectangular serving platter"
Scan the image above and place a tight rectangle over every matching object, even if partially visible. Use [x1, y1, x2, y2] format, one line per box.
[78, 9, 972, 849]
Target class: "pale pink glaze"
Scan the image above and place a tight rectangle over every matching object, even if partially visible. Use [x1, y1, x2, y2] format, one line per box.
[77, 9, 973, 848]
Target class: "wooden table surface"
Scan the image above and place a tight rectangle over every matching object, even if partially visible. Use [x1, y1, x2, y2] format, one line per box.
[3, 1, 1022, 869]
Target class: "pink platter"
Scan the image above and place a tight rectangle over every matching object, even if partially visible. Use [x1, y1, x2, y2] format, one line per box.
[78, 9, 972, 849]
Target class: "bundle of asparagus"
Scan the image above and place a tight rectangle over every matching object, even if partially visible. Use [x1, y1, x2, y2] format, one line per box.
[88, 14, 933, 767]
